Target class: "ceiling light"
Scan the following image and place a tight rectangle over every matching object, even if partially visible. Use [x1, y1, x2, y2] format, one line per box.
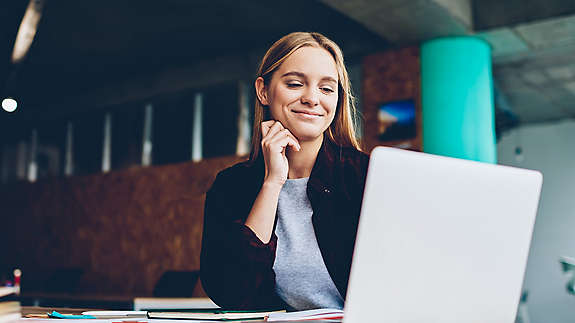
[11, 0, 45, 64]
[2, 98, 18, 112]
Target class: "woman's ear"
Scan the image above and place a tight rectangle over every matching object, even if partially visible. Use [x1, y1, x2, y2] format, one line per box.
[255, 77, 269, 106]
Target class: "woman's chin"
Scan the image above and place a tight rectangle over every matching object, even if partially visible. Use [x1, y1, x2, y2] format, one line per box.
[289, 129, 324, 143]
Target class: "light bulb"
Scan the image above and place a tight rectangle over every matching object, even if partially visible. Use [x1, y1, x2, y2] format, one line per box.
[2, 98, 18, 112]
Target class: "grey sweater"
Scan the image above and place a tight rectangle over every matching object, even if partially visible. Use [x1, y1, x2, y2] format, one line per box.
[272, 177, 344, 311]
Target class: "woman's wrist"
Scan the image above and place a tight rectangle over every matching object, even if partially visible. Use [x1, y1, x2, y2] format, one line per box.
[245, 180, 284, 244]
[262, 179, 285, 191]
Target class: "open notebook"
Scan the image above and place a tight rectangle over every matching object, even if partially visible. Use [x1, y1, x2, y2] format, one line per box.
[147, 309, 285, 321]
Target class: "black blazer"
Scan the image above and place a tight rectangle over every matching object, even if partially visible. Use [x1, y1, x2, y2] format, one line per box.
[200, 138, 369, 309]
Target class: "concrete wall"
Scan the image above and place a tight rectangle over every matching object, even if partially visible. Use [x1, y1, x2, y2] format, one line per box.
[498, 119, 575, 323]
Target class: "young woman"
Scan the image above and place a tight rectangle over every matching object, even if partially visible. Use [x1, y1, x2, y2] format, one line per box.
[200, 32, 369, 311]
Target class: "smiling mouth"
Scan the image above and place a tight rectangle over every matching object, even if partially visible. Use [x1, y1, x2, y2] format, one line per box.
[292, 109, 324, 117]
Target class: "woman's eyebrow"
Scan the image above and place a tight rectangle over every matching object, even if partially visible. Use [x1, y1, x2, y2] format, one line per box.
[281, 71, 306, 78]
[321, 76, 338, 84]
[281, 71, 337, 83]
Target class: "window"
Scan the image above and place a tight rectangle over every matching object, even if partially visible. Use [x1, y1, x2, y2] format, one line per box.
[111, 103, 144, 170]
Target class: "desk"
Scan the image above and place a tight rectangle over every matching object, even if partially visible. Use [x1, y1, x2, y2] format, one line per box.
[18, 307, 342, 323]
[22, 306, 97, 316]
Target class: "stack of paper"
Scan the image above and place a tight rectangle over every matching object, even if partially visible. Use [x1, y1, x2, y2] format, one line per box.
[133, 297, 219, 310]
[267, 308, 344, 321]
[81, 309, 286, 321]
[0, 286, 20, 323]
[148, 309, 285, 321]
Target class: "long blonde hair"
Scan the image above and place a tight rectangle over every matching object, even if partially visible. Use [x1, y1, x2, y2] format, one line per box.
[249, 32, 362, 162]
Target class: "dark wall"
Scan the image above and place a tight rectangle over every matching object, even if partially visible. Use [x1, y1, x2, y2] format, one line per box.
[0, 155, 244, 296]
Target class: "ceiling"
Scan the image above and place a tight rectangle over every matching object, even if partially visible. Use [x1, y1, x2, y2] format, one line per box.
[321, 0, 575, 124]
[0, 0, 386, 112]
[1, 0, 574, 128]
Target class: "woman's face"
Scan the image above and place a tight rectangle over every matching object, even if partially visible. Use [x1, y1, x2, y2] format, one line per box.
[257, 46, 339, 143]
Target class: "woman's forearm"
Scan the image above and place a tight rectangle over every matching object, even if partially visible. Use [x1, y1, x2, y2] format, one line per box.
[244, 181, 283, 244]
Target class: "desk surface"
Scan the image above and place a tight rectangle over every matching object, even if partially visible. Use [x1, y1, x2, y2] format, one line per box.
[19, 307, 341, 323]
[22, 306, 100, 316]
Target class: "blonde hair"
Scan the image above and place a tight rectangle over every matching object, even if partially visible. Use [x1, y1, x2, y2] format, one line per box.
[249, 32, 362, 162]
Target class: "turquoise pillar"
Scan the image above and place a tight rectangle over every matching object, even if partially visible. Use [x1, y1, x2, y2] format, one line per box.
[421, 37, 496, 163]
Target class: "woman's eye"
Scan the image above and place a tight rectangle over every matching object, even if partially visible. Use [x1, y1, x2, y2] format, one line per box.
[321, 87, 335, 93]
[286, 82, 302, 88]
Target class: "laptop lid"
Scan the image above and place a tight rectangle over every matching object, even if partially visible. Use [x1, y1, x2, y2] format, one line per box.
[344, 147, 542, 323]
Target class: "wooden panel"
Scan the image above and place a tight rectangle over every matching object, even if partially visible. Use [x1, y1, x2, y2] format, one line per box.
[362, 46, 422, 153]
[0, 155, 245, 297]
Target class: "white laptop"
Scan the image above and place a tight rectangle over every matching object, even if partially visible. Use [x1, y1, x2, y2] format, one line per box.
[344, 147, 543, 323]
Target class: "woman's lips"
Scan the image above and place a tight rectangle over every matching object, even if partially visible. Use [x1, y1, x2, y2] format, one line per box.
[291, 109, 323, 117]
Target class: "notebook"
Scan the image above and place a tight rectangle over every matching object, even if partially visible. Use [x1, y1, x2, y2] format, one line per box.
[147, 308, 285, 321]
[344, 147, 542, 323]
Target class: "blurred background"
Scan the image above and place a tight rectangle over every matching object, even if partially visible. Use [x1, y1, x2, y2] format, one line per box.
[0, 0, 574, 322]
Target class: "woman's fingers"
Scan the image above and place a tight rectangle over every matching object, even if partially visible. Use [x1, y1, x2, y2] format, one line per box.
[264, 121, 284, 139]
[261, 121, 301, 151]
[286, 136, 301, 151]
[259, 121, 300, 185]
[282, 129, 301, 151]
[269, 129, 301, 151]
[261, 120, 276, 137]
[261, 121, 284, 148]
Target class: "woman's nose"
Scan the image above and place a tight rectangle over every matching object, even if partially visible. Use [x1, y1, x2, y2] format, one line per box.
[300, 88, 319, 106]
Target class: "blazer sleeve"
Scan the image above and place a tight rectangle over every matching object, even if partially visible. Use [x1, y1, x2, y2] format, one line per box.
[200, 169, 284, 310]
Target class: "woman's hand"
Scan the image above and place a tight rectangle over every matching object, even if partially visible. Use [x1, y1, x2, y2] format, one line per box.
[243, 121, 300, 243]
[260, 120, 301, 186]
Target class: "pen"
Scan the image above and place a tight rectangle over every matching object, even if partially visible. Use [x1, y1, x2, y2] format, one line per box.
[48, 311, 97, 319]
[81, 311, 148, 318]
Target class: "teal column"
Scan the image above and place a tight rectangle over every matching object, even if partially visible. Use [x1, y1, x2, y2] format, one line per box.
[421, 37, 496, 163]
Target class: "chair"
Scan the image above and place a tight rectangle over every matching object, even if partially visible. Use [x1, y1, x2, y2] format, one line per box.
[153, 270, 199, 297]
